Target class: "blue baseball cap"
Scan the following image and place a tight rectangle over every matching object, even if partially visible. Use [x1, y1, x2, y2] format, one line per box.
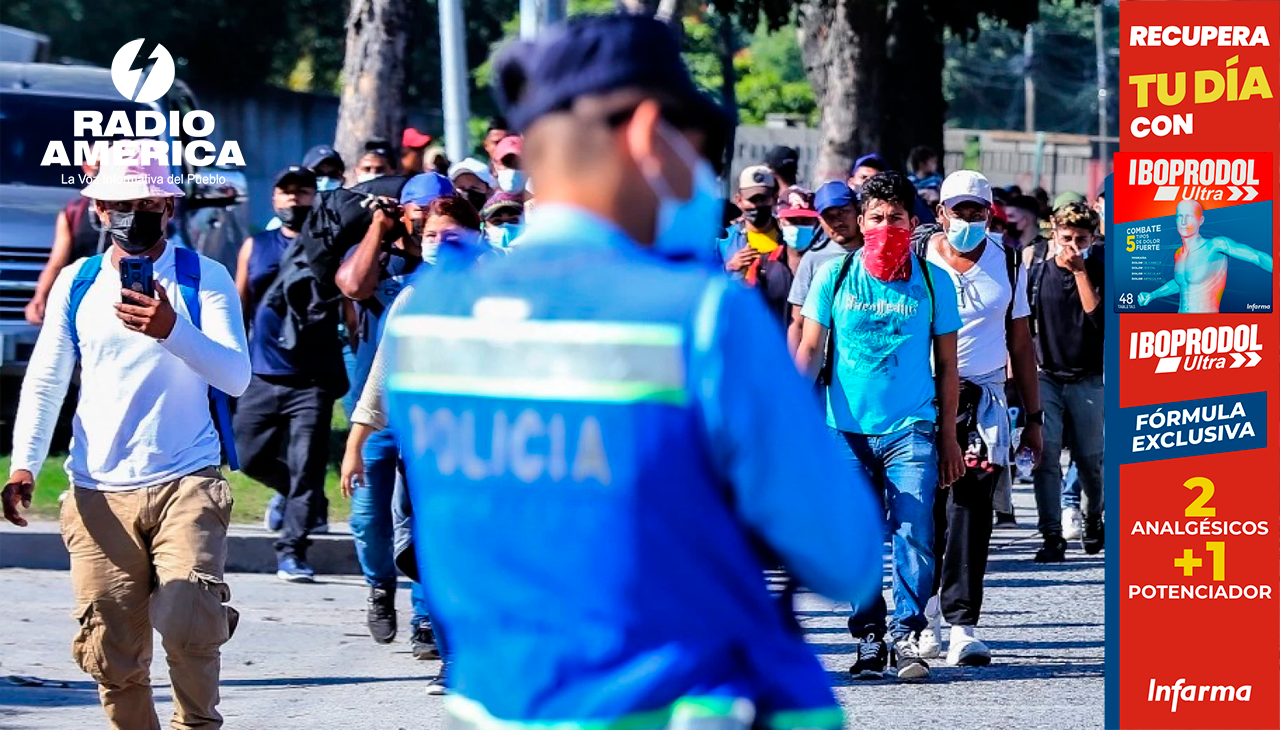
[400, 172, 454, 205]
[852, 153, 886, 173]
[814, 181, 855, 214]
[491, 14, 730, 166]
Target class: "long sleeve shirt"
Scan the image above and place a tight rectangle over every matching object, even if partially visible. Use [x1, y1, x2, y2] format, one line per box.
[10, 243, 251, 490]
[350, 282, 417, 432]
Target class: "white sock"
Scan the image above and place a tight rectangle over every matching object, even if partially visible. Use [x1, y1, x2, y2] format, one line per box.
[950, 624, 977, 643]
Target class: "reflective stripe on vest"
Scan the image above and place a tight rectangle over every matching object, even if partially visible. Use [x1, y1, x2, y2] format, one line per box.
[443, 695, 843, 730]
[388, 315, 687, 405]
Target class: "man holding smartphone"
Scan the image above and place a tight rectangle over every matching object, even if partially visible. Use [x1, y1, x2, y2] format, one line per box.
[3, 140, 251, 730]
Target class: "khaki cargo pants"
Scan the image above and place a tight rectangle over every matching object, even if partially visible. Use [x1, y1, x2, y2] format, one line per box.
[60, 468, 238, 730]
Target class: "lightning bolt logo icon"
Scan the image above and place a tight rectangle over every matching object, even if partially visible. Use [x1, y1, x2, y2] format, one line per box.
[125, 39, 162, 102]
[110, 39, 177, 104]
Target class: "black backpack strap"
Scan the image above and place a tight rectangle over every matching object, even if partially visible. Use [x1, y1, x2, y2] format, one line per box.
[1027, 239, 1047, 338]
[915, 253, 935, 327]
[1001, 238, 1019, 339]
[819, 253, 856, 387]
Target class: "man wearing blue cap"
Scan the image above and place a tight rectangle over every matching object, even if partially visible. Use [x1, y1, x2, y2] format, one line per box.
[785, 180, 861, 354]
[382, 13, 883, 726]
[333, 172, 452, 644]
[849, 153, 886, 194]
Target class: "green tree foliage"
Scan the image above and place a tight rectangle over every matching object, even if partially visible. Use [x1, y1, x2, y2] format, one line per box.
[681, 11, 817, 126]
[1, 0, 516, 137]
[944, 0, 1119, 135]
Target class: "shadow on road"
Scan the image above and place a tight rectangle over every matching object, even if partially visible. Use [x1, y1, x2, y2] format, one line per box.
[221, 675, 426, 689]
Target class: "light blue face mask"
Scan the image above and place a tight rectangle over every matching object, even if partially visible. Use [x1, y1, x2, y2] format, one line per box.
[783, 225, 818, 251]
[988, 231, 1005, 246]
[485, 221, 523, 248]
[946, 216, 988, 253]
[644, 124, 721, 260]
[315, 176, 342, 192]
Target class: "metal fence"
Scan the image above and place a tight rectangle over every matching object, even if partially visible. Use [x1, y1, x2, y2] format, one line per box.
[730, 125, 1117, 200]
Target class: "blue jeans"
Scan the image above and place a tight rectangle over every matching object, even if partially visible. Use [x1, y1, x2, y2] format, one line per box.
[1061, 461, 1081, 509]
[1034, 373, 1104, 537]
[831, 422, 938, 642]
[350, 428, 401, 589]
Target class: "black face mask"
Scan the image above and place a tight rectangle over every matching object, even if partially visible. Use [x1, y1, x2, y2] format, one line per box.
[745, 206, 773, 229]
[464, 189, 488, 212]
[106, 210, 165, 254]
[1006, 223, 1022, 241]
[275, 205, 312, 231]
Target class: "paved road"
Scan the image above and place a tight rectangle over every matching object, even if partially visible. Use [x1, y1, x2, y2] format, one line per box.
[0, 486, 1103, 730]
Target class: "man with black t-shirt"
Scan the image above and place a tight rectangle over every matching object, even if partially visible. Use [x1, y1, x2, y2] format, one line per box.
[233, 165, 339, 583]
[1027, 202, 1105, 562]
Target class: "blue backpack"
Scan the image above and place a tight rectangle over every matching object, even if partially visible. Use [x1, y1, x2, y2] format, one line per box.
[67, 247, 240, 471]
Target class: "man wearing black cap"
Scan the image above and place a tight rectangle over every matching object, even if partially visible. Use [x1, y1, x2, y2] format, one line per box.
[381, 13, 882, 726]
[765, 145, 800, 198]
[232, 165, 334, 583]
[304, 144, 345, 192]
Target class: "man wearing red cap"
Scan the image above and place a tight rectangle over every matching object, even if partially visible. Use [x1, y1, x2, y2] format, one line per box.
[402, 127, 432, 175]
[492, 135, 526, 194]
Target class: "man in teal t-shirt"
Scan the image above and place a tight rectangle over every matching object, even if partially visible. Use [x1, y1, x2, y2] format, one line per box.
[796, 171, 964, 683]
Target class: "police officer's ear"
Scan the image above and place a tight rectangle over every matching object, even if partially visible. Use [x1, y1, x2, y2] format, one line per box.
[625, 100, 693, 200]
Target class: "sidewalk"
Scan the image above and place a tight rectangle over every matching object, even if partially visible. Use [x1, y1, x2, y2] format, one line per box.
[0, 520, 363, 574]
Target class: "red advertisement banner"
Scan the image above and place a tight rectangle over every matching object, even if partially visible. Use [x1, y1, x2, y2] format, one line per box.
[1118, 3, 1280, 729]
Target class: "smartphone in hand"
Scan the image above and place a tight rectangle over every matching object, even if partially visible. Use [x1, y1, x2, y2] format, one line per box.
[120, 256, 155, 298]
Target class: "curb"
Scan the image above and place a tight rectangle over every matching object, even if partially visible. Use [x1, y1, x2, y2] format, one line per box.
[0, 521, 362, 575]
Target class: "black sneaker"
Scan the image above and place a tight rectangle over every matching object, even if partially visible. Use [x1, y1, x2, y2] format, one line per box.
[848, 632, 888, 679]
[367, 587, 397, 644]
[892, 633, 931, 681]
[1034, 535, 1068, 563]
[1082, 516, 1105, 555]
[426, 660, 449, 695]
[411, 620, 440, 660]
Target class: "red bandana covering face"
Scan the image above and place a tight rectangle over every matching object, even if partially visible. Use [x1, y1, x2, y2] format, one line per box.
[860, 224, 913, 282]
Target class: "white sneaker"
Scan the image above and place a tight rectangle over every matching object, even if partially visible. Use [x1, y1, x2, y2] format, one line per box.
[1062, 507, 1083, 541]
[946, 625, 991, 666]
[917, 596, 942, 658]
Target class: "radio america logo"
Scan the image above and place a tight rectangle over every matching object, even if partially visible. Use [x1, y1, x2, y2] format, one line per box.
[39, 38, 244, 168]
[1129, 325, 1263, 374]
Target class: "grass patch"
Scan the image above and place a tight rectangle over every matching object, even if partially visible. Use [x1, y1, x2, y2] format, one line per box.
[1, 454, 351, 525]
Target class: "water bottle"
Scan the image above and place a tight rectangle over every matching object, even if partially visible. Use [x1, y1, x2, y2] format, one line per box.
[1015, 447, 1035, 480]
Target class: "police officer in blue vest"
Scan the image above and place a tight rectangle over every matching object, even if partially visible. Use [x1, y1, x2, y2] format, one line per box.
[383, 14, 884, 728]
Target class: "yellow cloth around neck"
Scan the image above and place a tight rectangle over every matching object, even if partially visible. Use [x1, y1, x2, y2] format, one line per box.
[747, 230, 778, 254]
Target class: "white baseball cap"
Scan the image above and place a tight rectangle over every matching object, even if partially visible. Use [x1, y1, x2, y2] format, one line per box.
[448, 157, 494, 187]
[939, 170, 993, 208]
[738, 164, 777, 193]
[80, 140, 185, 201]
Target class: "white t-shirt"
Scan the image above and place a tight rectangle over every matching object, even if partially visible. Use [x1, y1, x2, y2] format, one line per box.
[926, 238, 1030, 378]
[10, 243, 251, 490]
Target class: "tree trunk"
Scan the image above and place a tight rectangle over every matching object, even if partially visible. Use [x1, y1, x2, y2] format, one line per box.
[882, 0, 946, 171]
[334, 0, 411, 183]
[717, 10, 738, 182]
[798, 0, 888, 184]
